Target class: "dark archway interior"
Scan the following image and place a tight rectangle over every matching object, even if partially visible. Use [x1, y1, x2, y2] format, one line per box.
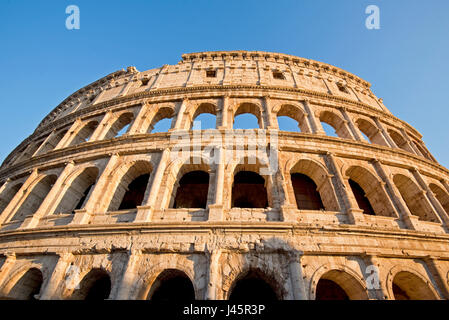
[232, 171, 268, 208]
[118, 174, 150, 210]
[291, 173, 324, 210]
[348, 179, 375, 215]
[73, 183, 95, 212]
[315, 279, 349, 300]
[150, 270, 195, 301]
[229, 270, 278, 301]
[393, 283, 410, 300]
[8, 268, 43, 300]
[173, 171, 209, 209]
[72, 269, 111, 300]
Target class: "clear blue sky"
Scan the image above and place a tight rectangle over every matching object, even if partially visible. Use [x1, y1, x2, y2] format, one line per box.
[1, 0, 448, 167]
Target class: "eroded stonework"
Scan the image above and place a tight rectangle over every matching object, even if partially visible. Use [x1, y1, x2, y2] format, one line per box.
[0, 51, 448, 300]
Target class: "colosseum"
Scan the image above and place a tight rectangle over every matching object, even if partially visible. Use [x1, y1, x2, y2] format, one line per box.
[0, 50, 448, 301]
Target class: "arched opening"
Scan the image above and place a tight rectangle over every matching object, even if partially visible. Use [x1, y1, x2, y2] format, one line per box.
[291, 173, 324, 210]
[172, 171, 209, 209]
[148, 107, 174, 133]
[355, 118, 388, 146]
[148, 269, 195, 301]
[70, 269, 111, 300]
[315, 279, 349, 300]
[388, 129, 411, 152]
[229, 270, 278, 301]
[118, 174, 150, 210]
[0, 182, 23, 214]
[319, 111, 352, 139]
[68, 121, 98, 147]
[191, 103, 217, 130]
[7, 268, 43, 300]
[413, 141, 432, 160]
[105, 113, 134, 139]
[11, 175, 57, 221]
[53, 167, 99, 214]
[35, 129, 68, 156]
[348, 179, 375, 215]
[232, 171, 268, 208]
[429, 183, 449, 215]
[392, 271, 437, 300]
[233, 103, 262, 129]
[393, 174, 438, 222]
[314, 270, 368, 300]
[276, 104, 309, 133]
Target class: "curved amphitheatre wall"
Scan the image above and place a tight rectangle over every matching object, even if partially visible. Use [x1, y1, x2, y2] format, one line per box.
[0, 51, 449, 300]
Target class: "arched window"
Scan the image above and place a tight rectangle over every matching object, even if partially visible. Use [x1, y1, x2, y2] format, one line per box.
[233, 103, 262, 129]
[68, 120, 98, 147]
[0, 182, 23, 214]
[11, 175, 57, 222]
[148, 269, 195, 301]
[277, 116, 301, 132]
[291, 173, 324, 210]
[172, 171, 209, 209]
[229, 269, 278, 301]
[191, 103, 217, 130]
[319, 111, 352, 139]
[276, 104, 309, 132]
[232, 171, 268, 208]
[388, 129, 411, 152]
[314, 270, 368, 300]
[348, 179, 375, 215]
[355, 118, 388, 146]
[53, 167, 99, 214]
[118, 174, 150, 210]
[7, 268, 43, 300]
[148, 107, 174, 133]
[35, 129, 68, 156]
[392, 271, 437, 300]
[321, 122, 339, 137]
[105, 113, 134, 139]
[393, 174, 438, 222]
[70, 269, 111, 300]
[429, 183, 449, 215]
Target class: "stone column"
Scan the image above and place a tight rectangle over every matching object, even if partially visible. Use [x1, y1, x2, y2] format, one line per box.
[339, 107, 363, 141]
[208, 147, 225, 221]
[114, 250, 142, 299]
[303, 99, 324, 135]
[288, 251, 307, 300]
[135, 148, 171, 222]
[39, 252, 75, 300]
[55, 118, 82, 149]
[21, 161, 75, 229]
[127, 102, 150, 135]
[423, 256, 449, 299]
[263, 95, 277, 129]
[362, 254, 389, 300]
[217, 95, 230, 129]
[172, 98, 189, 130]
[33, 131, 58, 157]
[205, 249, 222, 300]
[0, 169, 39, 226]
[324, 152, 365, 224]
[89, 111, 114, 141]
[71, 154, 120, 225]
[373, 118, 396, 148]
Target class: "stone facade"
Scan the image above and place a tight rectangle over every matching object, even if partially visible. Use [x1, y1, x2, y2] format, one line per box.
[0, 51, 448, 300]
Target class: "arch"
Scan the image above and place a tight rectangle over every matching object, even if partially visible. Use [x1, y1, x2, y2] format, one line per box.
[413, 141, 432, 160]
[276, 104, 309, 133]
[52, 167, 99, 214]
[228, 269, 279, 301]
[104, 112, 134, 139]
[291, 173, 324, 210]
[0, 182, 23, 214]
[232, 171, 268, 208]
[35, 128, 69, 156]
[319, 110, 352, 139]
[147, 269, 195, 301]
[345, 166, 395, 217]
[233, 102, 263, 129]
[67, 120, 99, 147]
[5, 267, 43, 300]
[393, 174, 438, 222]
[388, 129, 412, 152]
[311, 266, 369, 300]
[70, 268, 111, 300]
[148, 107, 174, 133]
[172, 171, 209, 209]
[191, 102, 218, 130]
[289, 159, 340, 212]
[354, 118, 388, 146]
[106, 161, 153, 212]
[429, 183, 449, 215]
[11, 174, 58, 222]
[387, 267, 438, 300]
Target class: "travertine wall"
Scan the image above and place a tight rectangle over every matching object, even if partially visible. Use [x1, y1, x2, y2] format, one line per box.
[0, 51, 449, 300]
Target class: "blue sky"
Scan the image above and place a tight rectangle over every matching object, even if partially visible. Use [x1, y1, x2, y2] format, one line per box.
[0, 0, 448, 167]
